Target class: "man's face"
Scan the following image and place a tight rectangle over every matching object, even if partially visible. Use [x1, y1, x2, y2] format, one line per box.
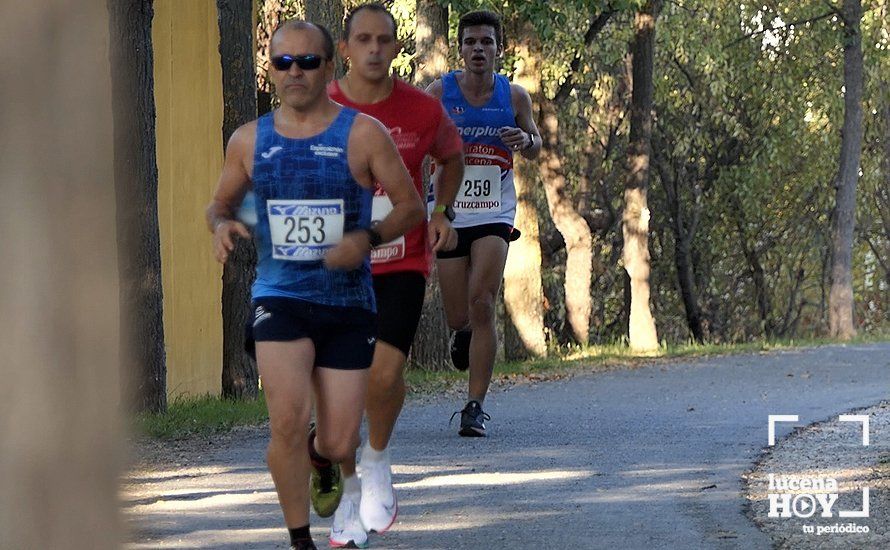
[459, 25, 499, 75]
[269, 27, 334, 109]
[341, 10, 398, 83]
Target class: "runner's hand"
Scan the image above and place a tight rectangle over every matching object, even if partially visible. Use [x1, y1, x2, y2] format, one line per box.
[498, 126, 529, 151]
[213, 220, 250, 264]
[324, 231, 370, 270]
[428, 214, 457, 252]
[444, 226, 458, 251]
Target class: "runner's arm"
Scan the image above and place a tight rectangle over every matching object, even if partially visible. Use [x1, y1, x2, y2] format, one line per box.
[425, 78, 444, 99]
[206, 124, 253, 264]
[430, 107, 464, 209]
[363, 118, 425, 243]
[325, 116, 424, 270]
[428, 107, 464, 251]
[511, 84, 541, 160]
[500, 84, 541, 159]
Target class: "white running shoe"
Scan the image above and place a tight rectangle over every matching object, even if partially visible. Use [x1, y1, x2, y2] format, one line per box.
[329, 491, 368, 549]
[359, 449, 398, 533]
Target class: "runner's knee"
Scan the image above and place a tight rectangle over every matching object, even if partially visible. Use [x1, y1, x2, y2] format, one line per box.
[315, 430, 360, 463]
[370, 365, 404, 395]
[268, 406, 311, 448]
[469, 292, 496, 325]
[445, 313, 470, 331]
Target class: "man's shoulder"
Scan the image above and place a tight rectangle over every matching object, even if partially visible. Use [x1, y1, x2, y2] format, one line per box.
[228, 119, 259, 150]
[507, 81, 532, 100]
[350, 111, 387, 137]
[504, 77, 527, 92]
[377, 81, 445, 133]
[423, 76, 445, 98]
[392, 79, 442, 109]
[242, 118, 261, 131]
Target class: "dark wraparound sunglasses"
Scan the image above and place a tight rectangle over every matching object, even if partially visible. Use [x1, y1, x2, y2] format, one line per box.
[271, 54, 324, 71]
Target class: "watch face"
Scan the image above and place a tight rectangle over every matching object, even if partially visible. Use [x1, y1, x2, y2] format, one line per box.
[445, 205, 456, 222]
[365, 224, 383, 247]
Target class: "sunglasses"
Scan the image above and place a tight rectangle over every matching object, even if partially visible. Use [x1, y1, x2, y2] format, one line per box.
[270, 54, 324, 71]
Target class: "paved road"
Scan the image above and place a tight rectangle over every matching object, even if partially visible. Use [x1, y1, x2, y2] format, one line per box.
[124, 344, 890, 549]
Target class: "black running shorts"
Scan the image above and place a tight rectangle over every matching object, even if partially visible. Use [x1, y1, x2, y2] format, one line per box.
[373, 271, 426, 356]
[248, 297, 377, 370]
[436, 222, 517, 259]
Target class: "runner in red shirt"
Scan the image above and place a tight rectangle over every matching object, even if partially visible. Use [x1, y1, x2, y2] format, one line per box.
[326, 4, 463, 547]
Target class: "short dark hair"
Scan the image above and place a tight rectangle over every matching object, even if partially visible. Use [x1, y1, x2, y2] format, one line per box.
[457, 10, 503, 49]
[271, 19, 335, 60]
[343, 3, 398, 40]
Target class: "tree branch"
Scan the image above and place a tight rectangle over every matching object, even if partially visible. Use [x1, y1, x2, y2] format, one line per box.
[554, 9, 616, 103]
[672, 55, 696, 90]
[821, 0, 843, 18]
[725, 10, 836, 47]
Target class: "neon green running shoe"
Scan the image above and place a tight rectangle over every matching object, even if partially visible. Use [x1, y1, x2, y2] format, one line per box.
[308, 427, 343, 517]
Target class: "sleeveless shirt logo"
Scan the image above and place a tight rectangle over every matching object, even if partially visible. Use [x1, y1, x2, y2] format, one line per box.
[310, 144, 344, 158]
[459, 126, 503, 138]
[388, 126, 420, 150]
[451, 105, 465, 115]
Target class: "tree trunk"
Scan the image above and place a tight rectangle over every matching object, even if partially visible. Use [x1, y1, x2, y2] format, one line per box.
[744, 242, 775, 338]
[753, 260, 773, 337]
[828, 0, 864, 340]
[533, 11, 615, 346]
[504, 33, 547, 358]
[256, 0, 284, 112]
[503, 165, 548, 358]
[876, 74, 890, 287]
[409, 0, 454, 370]
[304, 0, 345, 77]
[654, 151, 704, 342]
[217, 0, 259, 399]
[415, 0, 449, 87]
[539, 101, 593, 344]
[622, 1, 661, 353]
[729, 193, 775, 338]
[674, 236, 704, 342]
[110, 0, 167, 412]
[0, 2, 121, 546]
[409, 265, 450, 370]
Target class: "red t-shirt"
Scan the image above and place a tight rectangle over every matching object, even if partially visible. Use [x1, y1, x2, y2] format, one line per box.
[329, 78, 463, 277]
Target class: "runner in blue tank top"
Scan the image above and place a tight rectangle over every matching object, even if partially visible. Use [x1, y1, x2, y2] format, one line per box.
[427, 10, 541, 438]
[206, 21, 423, 550]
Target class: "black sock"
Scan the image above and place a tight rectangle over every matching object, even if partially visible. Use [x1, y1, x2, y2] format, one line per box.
[289, 524, 311, 546]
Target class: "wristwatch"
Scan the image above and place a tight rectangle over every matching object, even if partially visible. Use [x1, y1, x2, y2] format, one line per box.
[364, 223, 383, 247]
[432, 204, 456, 222]
[522, 131, 535, 151]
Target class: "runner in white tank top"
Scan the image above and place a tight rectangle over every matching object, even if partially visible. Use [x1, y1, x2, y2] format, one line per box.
[426, 10, 541, 438]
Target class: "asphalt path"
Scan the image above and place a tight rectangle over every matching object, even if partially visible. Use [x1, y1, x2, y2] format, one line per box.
[124, 343, 890, 549]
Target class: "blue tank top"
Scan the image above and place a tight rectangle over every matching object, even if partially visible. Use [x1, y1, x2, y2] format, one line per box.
[251, 108, 375, 311]
[438, 71, 517, 228]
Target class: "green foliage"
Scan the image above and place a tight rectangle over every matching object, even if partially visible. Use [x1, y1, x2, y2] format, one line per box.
[635, 0, 887, 341]
[135, 393, 268, 439]
[362, 0, 419, 79]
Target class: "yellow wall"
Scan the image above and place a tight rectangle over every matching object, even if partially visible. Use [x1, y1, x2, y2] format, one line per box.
[153, 1, 224, 398]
